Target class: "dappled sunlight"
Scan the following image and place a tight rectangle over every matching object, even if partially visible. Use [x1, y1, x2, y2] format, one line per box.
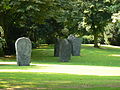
[82, 44, 94, 46]
[83, 44, 120, 49]
[109, 54, 120, 57]
[0, 62, 17, 65]
[33, 49, 53, 51]
[1, 62, 120, 76]
[101, 45, 120, 49]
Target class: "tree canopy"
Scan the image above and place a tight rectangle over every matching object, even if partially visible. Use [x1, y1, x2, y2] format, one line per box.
[0, 0, 120, 54]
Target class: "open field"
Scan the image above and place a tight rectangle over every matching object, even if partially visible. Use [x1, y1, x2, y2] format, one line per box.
[1, 44, 120, 90]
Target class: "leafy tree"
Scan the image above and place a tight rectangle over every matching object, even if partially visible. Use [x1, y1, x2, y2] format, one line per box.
[53, 0, 120, 47]
[79, 0, 113, 47]
[0, 0, 55, 54]
[105, 11, 120, 46]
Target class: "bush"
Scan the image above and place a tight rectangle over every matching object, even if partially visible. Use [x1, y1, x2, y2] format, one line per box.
[0, 37, 6, 56]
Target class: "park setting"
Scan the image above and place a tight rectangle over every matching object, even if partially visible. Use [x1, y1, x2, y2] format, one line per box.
[0, 0, 120, 90]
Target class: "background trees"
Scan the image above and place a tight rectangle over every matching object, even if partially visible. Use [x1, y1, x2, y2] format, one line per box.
[0, 0, 55, 54]
[0, 0, 120, 55]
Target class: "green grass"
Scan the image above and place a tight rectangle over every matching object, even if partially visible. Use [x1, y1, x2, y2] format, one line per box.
[1, 72, 120, 90]
[1, 44, 120, 89]
[32, 44, 120, 67]
[1, 44, 120, 67]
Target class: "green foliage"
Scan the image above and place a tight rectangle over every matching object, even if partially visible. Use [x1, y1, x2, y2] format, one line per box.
[0, 0, 120, 54]
[0, 37, 6, 47]
[0, 0, 57, 54]
[53, 0, 83, 36]
[53, 0, 120, 47]
[37, 18, 64, 44]
[105, 22, 120, 46]
[82, 35, 94, 44]
[112, 11, 120, 23]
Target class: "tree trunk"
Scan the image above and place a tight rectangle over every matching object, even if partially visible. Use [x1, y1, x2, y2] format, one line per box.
[94, 34, 99, 48]
[54, 38, 60, 57]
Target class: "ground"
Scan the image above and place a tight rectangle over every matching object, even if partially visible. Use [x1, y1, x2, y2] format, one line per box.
[0, 44, 120, 90]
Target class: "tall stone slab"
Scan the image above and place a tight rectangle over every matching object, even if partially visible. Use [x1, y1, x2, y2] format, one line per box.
[15, 37, 32, 66]
[68, 35, 82, 56]
[59, 39, 71, 62]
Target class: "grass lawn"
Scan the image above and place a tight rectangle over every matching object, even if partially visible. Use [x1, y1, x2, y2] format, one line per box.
[1, 44, 120, 90]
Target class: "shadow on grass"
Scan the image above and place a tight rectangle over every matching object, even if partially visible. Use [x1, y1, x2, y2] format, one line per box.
[1, 44, 120, 67]
[1, 72, 120, 89]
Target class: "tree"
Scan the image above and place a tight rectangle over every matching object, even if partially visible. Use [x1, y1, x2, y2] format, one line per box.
[104, 11, 120, 46]
[0, 0, 55, 54]
[79, 0, 113, 47]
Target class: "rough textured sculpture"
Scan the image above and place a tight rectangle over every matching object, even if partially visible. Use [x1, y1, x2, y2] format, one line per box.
[15, 37, 32, 66]
[59, 39, 71, 62]
[68, 35, 82, 56]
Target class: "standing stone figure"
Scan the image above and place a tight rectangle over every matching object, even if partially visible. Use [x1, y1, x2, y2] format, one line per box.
[59, 39, 71, 62]
[68, 35, 82, 56]
[15, 37, 32, 66]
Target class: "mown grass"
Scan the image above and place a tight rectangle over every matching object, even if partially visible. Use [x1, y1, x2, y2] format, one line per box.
[1, 44, 120, 89]
[1, 44, 120, 67]
[32, 44, 120, 67]
[1, 72, 120, 90]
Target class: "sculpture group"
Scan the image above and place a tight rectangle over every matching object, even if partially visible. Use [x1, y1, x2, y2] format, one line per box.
[15, 35, 82, 66]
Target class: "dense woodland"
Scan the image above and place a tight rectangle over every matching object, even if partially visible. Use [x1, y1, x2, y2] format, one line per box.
[0, 0, 120, 55]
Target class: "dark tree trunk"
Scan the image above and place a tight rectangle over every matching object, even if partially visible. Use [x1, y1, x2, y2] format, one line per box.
[54, 38, 60, 57]
[59, 39, 71, 62]
[4, 26, 16, 55]
[94, 34, 99, 48]
[0, 15, 15, 55]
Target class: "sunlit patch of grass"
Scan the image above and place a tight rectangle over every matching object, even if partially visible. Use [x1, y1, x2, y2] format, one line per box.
[1, 44, 120, 68]
[1, 64, 120, 76]
[109, 54, 120, 57]
[1, 44, 120, 66]
[1, 72, 120, 89]
[1, 44, 120, 89]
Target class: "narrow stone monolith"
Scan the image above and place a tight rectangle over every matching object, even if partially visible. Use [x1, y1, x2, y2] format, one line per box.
[15, 37, 32, 66]
[59, 39, 71, 62]
[68, 35, 82, 56]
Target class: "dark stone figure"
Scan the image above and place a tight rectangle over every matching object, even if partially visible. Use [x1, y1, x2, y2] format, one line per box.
[59, 39, 71, 62]
[68, 35, 82, 56]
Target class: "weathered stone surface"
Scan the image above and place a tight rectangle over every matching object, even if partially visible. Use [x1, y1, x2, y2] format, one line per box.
[68, 35, 82, 56]
[15, 37, 32, 66]
[59, 39, 71, 62]
[54, 38, 60, 57]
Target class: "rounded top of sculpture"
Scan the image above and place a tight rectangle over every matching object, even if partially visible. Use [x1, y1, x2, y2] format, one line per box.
[16, 37, 31, 41]
[15, 37, 31, 45]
